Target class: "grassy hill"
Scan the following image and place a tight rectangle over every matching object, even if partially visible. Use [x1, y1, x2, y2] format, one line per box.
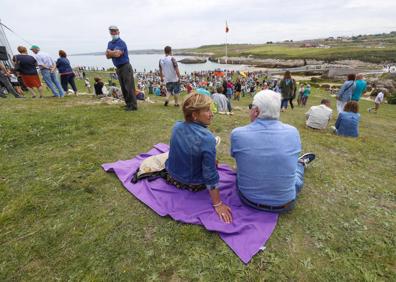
[1, 75, 395, 280]
[182, 32, 396, 63]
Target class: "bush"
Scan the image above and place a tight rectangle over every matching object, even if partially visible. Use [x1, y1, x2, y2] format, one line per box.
[387, 92, 396, 104]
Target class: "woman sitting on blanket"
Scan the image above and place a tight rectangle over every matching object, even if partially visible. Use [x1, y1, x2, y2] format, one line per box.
[165, 93, 233, 223]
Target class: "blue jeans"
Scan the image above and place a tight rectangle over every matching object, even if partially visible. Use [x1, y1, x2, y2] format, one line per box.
[41, 69, 64, 97]
[281, 98, 289, 109]
[239, 163, 305, 213]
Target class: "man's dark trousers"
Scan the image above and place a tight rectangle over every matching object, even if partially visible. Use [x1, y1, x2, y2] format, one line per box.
[116, 63, 137, 110]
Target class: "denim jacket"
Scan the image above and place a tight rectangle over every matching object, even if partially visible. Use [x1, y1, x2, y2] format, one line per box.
[337, 80, 356, 102]
[335, 112, 360, 137]
[165, 121, 219, 189]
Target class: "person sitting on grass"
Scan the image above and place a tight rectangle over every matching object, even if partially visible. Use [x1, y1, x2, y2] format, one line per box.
[230, 90, 316, 213]
[94, 77, 105, 96]
[212, 86, 232, 115]
[165, 93, 232, 223]
[331, 101, 360, 138]
[108, 82, 123, 99]
[305, 99, 333, 130]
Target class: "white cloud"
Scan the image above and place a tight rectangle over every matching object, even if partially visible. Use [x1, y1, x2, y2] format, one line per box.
[1, 0, 395, 56]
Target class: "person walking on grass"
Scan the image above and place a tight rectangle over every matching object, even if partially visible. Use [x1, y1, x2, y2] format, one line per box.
[368, 91, 384, 113]
[234, 78, 242, 101]
[301, 84, 311, 106]
[297, 83, 305, 106]
[159, 46, 181, 107]
[106, 25, 137, 111]
[30, 45, 64, 98]
[279, 71, 296, 111]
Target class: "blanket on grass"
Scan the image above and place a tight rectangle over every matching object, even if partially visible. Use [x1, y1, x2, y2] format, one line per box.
[102, 143, 278, 264]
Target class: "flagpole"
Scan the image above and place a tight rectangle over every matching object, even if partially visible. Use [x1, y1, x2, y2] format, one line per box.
[225, 21, 228, 65]
[225, 31, 228, 65]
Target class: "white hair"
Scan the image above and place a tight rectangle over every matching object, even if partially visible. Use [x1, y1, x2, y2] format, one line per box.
[252, 90, 281, 120]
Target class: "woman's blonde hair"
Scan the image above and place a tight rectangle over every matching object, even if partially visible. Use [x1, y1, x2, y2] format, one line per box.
[182, 93, 212, 122]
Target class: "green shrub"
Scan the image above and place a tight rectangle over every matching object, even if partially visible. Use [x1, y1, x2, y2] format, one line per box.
[387, 92, 396, 104]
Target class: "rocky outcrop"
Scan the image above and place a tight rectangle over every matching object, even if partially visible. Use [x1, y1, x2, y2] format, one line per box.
[367, 78, 396, 95]
[209, 56, 307, 68]
[178, 57, 207, 64]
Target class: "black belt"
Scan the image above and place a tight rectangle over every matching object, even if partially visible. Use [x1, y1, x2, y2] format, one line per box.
[240, 192, 294, 210]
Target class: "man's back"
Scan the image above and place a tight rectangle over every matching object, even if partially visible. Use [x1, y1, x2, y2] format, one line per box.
[212, 93, 229, 112]
[231, 119, 301, 206]
[159, 55, 178, 83]
[352, 79, 367, 101]
[306, 104, 332, 129]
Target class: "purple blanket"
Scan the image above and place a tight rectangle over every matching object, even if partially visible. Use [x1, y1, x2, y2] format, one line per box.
[102, 143, 278, 264]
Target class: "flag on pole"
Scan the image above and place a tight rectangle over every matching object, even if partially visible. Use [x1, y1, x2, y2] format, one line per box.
[225, 21, 229, 33]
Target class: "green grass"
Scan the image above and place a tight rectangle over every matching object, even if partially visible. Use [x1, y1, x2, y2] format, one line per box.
[1, 80, 395, 281]
[186, 33, 396, 63]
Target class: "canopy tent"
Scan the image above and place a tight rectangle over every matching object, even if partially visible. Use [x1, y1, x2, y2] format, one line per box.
[0, 19, 14, 67]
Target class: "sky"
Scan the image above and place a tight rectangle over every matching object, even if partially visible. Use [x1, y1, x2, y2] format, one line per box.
[1, 0, 396, 55]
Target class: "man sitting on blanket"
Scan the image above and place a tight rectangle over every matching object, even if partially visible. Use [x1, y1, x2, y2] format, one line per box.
[230, 90, 316, 213]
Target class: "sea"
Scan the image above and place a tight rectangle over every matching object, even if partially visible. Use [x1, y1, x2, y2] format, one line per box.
[68, 54, 247, 73]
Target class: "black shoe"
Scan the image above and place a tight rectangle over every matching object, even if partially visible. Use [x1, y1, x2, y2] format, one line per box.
[174, 104, 180, 107]
[164, 101, 169, 106]
[125, 107, 137, 111]
[298, 153, 316, 167]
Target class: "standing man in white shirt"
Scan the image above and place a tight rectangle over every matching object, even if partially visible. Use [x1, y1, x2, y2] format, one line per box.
[30, 45, 64, 97]
[368, 91, 385, 113]
[305, 99, 333, 129]
[159, 46, 181, 107]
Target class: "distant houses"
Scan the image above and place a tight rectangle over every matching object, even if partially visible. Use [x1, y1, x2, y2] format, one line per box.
[300, 42, 330, 48]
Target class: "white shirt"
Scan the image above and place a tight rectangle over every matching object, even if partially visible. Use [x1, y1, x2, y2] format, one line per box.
[33, 52, 55, 69]
[159, 55, 179, 83]
[375, 92, 384, 103]
[305, 104, 333, 129]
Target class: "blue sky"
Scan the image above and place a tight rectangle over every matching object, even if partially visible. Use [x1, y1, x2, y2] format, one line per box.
[1, 0, 396, 54]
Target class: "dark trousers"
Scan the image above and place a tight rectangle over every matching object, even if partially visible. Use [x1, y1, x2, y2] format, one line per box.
[0, 74, 20, 97]
[116, 63, 137, 109]
[289, 97, 294, 109]
[60, 73, 77, 92]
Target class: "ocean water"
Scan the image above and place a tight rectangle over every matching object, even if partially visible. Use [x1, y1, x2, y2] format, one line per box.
[68, 54, 246, 73]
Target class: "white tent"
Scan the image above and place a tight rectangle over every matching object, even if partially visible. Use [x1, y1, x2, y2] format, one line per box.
[0, 19, 14, 67]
